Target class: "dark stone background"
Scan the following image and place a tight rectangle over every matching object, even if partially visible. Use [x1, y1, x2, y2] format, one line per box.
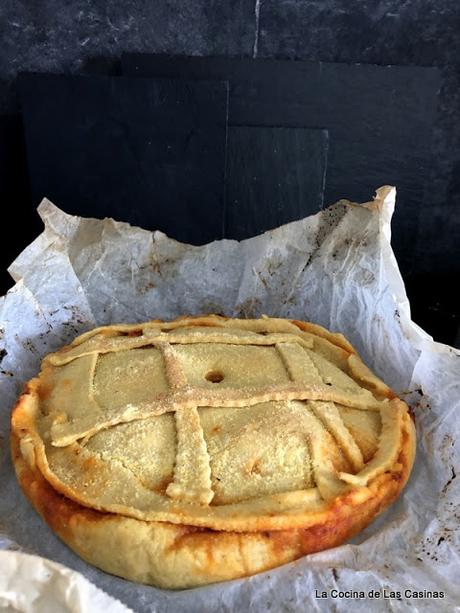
[0, 1, 459, 345]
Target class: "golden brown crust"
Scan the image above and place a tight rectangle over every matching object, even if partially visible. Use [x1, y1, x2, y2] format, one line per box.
[11, 414, 415, 589]
[11, 315, 416, 588]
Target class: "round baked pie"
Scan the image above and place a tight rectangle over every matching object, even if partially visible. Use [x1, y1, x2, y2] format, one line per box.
[11, 315, 416, 589]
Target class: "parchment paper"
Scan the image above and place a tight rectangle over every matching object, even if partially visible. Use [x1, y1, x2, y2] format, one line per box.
[0, 186, 459, 612]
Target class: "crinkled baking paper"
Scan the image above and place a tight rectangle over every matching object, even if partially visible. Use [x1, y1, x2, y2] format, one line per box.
[0, 186, 459, 612]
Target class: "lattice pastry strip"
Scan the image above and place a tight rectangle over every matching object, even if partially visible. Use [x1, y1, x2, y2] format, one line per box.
[45, 324, 393, 506]
[301, 404, 348, 501]
[276, 342, 365, 474]
[276, 342, 324, 386]
[158, 342, 188, 390]
[48, 331, 314, 366]
[309, 401, 364, 472]
[166, 406, 214, 505]
[47, 329, 384, 456]
[50, 381, 384, 447]
[158, 342, 214, 505]
[339, 399, 405, 487]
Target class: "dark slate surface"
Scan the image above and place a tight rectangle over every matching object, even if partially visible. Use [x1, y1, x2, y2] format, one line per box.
[415, 65, 460, 274]
[122, 54, 441, 274]
[256, 1, 460, 66]
[405, 272, 460, 348]
[0, 114, 35, 292]
[19, 73, 229, 244]
[256, 1, 460, 277]
[226, 126, 328, 240]
[0, 1, 255, 114]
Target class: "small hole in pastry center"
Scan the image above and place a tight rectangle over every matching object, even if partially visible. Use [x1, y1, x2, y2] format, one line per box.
[205, 370, 224, 383]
